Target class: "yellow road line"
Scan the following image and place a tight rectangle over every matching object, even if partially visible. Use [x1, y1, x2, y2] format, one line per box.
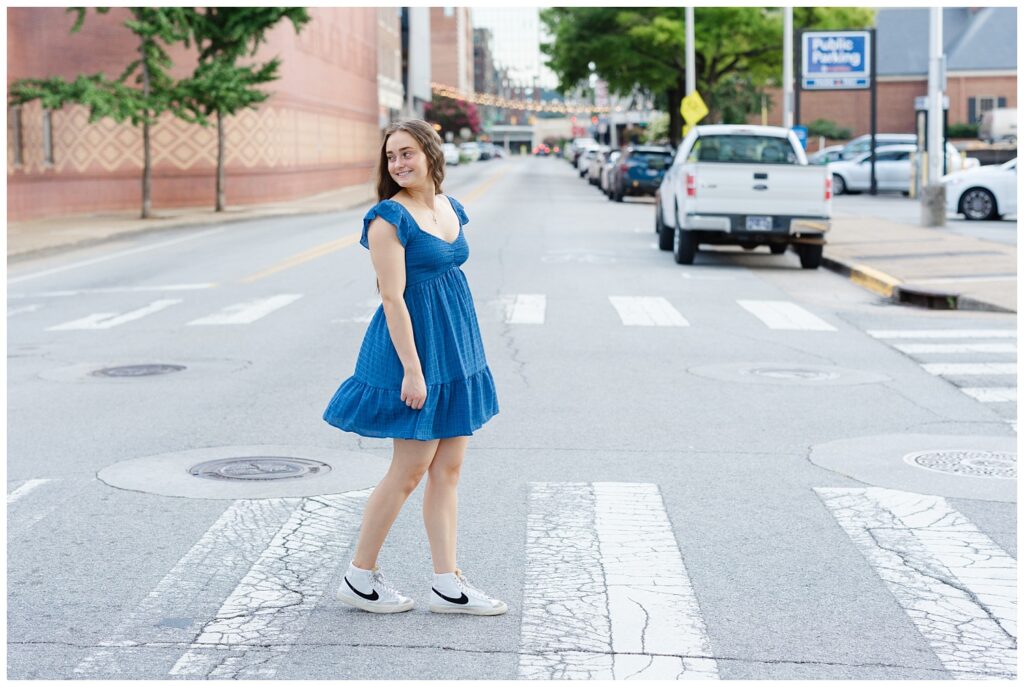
[239, 234, 361, 284]
[462, 167, 508, 204]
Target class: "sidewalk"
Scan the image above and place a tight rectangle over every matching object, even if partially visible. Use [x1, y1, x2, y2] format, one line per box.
[822, 216, 1017, 313]
[7, 183, 376, 262]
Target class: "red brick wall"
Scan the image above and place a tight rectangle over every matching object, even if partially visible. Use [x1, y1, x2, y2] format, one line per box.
[7, 7, 380, 221]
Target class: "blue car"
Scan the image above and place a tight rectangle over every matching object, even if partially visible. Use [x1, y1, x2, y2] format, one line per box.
[609, 145, 673, 202]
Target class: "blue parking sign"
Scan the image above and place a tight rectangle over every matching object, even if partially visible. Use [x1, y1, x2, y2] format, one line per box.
[802, 31, 871, 90]
[792, 125, 808, 149]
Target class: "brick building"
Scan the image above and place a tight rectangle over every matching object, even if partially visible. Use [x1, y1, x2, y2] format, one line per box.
[759, 7, 1016, 137]
[7, 7, 381, 221]
[429, 7, 473, 93]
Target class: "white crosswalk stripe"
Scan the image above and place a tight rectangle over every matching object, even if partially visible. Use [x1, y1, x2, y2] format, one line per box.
[892, 343, 1017, 354]
[187, 294, 303, 325]
[7, 304, 42, 317]
[609, 296, 689, 327]
[519, 482, 718, 680]
[498, 294, 546, 324]
[47, 299, 182, 330]
[921, 363, 1016, 376]
[816, 487, 1016, 680]
[868, 329, 1017, 339]
[960, 387, 1017, 403]
[737, 300, 836, 330]
[7, 478, 53, 504]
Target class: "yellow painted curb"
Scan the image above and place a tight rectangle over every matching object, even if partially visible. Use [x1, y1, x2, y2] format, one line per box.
[849, 264, 902, 298]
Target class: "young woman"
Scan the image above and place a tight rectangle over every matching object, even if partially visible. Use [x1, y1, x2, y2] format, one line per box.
[323, 119, 504, 615]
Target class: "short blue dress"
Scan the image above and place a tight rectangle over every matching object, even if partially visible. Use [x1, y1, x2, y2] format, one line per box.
[322, 195, 499, 440]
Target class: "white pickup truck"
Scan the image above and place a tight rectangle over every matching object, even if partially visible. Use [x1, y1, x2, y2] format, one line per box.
[655, 125, 832, 269]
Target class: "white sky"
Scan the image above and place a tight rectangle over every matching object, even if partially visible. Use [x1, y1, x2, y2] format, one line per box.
[471, 7, 559, 89]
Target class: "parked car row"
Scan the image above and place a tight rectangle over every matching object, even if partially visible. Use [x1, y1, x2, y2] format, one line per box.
[443, 141, 505, 166]
[571, 140, 674, 203]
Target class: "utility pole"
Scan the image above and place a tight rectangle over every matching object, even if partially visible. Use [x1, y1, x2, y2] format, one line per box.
[783, 7, 793, 129]
[685, 7, 695, 96]
[922, 7, 946, 226]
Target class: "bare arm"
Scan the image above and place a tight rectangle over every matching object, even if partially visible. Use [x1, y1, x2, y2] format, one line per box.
[366, 216, 427, 409]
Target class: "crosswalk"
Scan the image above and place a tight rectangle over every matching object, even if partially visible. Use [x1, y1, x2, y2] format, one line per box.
[8, 478, 1016, 679]
[867, 329, 1018, 422]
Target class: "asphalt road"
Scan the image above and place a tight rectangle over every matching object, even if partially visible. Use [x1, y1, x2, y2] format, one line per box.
[7, 155, 1017, 679]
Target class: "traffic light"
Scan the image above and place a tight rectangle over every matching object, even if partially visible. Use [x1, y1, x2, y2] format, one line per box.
[591, 115, 599, 125]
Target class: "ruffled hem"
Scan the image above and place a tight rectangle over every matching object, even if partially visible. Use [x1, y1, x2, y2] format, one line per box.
[322, 366, 499, 440]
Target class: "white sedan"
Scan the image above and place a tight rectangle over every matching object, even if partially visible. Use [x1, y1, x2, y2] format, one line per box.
[942, 158, 1017, 221]
[828, 143, 978, 195]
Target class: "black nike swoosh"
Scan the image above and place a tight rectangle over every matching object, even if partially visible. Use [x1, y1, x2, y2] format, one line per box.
[345, 577, 379, 601]
[432, 587, 469, 604]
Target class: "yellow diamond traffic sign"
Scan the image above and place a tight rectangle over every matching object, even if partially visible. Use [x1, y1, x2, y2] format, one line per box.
[680, 91, 709, 125]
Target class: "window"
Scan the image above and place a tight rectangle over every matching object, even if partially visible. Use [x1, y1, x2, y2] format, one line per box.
[42, 109, 54, 166]
[968, 95, 998, 124]
[444, 7, 454, 17]
[688, 135, 798, 164]
[10, 106, 23, 166]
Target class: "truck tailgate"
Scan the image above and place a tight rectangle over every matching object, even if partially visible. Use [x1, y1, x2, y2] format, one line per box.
[690, 163, 829, 217]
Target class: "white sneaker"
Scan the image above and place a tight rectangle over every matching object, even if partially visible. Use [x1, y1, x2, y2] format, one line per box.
[336, 563, 414, 613]
[429, 568, 508, 615]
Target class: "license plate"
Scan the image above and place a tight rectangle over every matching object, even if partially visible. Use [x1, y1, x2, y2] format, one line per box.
[745, 215, 773, 231]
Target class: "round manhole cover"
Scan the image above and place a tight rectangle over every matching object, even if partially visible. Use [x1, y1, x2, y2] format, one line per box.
[745, 367, 840, 381]
[92, 364, 187, 378]
[189, 457, 332, 481]
[904, 450, 1017, 479]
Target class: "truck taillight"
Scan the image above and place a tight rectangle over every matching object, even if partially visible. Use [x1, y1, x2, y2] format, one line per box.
[686, 172, 696, 197]
[824, 176, 832, 201]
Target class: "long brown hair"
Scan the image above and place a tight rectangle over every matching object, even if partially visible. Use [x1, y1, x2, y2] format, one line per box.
[376, 119, 446, 201]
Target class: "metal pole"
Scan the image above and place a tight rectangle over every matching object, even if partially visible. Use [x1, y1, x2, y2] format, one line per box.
[869, 28, 877, 195]
[794, 29, 802, 126]
[685, 7, 695, 96]
[927, 7, 944, 187]
[783, 7, 793, 129]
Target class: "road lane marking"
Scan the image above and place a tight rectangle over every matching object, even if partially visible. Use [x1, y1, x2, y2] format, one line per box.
[168, 491, 368, 679]
[498, 294, 546, 324]
[238, 234, 360, 284]
[921, 363, 1017, 376]
[519, 482, 718, 680]
[868, 329, 1016, 339]
[960, 387, 1017, 403]
[47, 299, 182, 330]
[8, 227, 226, 284]
[816, 487, 1016, 680]
[187, 295, 302, 325]
[737, 300, 836, 331]
[462, 167, 509, 204]
[609, 296, 689, 327]
[893, 343, 1018, 354]
[7, 304, 42, 317]
[8, 284, 217, 299]
[7, 479, 53, 504]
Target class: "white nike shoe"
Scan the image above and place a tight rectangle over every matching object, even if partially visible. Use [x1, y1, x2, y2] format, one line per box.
[336, 563, 414, 613]
[429, 568, 508, 615]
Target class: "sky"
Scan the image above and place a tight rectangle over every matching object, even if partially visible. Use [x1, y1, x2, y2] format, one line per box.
[471, 7, 559, 90]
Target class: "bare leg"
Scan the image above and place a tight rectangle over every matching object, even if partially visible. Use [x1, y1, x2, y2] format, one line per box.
[423, 435, 468, 574]
[351, 437, 439, 570]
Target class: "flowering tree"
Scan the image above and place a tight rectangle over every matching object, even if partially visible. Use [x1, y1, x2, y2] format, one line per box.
[424, 93, 480, 139]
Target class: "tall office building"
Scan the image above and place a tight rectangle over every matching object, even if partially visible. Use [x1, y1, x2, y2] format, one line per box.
[430, 7, 474, 94]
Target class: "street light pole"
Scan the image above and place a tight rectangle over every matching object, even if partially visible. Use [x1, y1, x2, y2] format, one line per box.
[685, 7, 695, 96]
[783, 7, 793, 129]
[922, 7, 946, 226]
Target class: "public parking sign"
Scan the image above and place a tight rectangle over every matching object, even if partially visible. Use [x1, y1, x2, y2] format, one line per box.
[802, 31, 871, 90]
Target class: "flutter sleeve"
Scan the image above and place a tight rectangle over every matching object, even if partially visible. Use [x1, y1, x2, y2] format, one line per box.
[360, 200, 410, 249]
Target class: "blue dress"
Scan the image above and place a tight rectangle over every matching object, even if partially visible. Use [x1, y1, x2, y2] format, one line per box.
[322, 195, 499, 440]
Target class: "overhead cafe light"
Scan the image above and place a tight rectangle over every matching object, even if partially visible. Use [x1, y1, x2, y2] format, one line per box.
[430, 82, 610, 114]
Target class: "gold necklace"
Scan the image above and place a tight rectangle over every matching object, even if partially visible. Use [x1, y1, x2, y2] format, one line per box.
[409, 195, 438, 226]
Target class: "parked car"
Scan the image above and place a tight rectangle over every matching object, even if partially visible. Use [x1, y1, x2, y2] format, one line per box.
[492, 145, 506, 159]
[442, 142, 460, 166]
[829, 142, 976, 195]
[807, 145, 845, 165]
[600, 150, 622, 196]
[569, 137, 597, 165]
[942, 157, 1017, 220]
[839, 133, 917, 160]
[609, 145, 673, 202]
[459, 141, 481, 163]
[979, 108, 1017, 144]
[477, 142, 494, 161]
[657, 124, 831, 268]
[576, 144, 601, 177]
[587, 146, 611, 186]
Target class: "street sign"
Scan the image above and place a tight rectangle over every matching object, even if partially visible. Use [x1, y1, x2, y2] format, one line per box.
[914, 95, 950, 111]
[680, 91, 709, 125]
[792, 125, 808, 149]
[801, 31, 871, 90]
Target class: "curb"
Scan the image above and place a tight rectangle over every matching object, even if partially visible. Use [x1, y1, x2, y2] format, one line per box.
[821, 253, 1014, 313]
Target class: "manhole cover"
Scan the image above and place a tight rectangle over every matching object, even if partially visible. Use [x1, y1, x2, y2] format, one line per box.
[92, 364, 187, 378]
[189, 457, 331, 481]
[745, 367, 840, 381]
[904, 450, 1017, 479]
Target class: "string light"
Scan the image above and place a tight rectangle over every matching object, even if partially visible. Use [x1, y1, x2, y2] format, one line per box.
[430, 82, 610, 115]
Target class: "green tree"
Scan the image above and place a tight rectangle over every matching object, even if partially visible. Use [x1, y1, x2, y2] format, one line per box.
[179, 8, 310, 211]
[8, 8, 195, 218]
[541, 7, 875, 146]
